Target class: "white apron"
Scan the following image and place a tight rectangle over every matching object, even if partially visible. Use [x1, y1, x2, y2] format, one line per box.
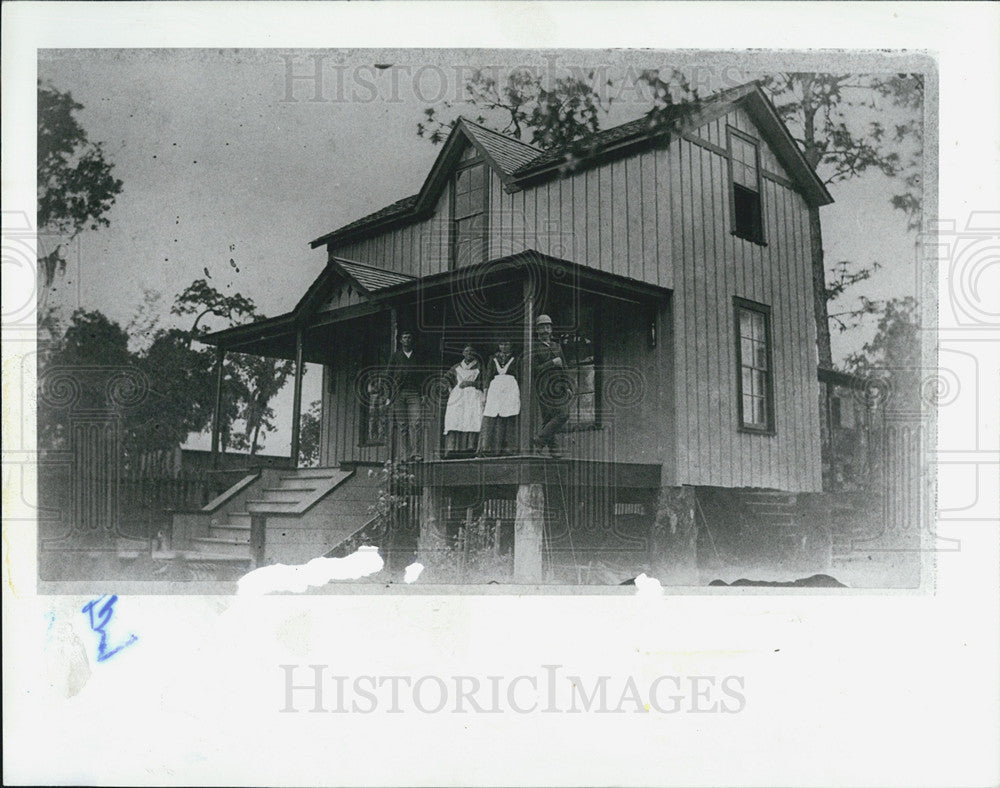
[444, 363, 484, 433]
[483, 356, 520, 418]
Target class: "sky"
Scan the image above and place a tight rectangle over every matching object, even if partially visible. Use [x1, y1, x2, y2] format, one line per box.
[37, 49, 924, 453]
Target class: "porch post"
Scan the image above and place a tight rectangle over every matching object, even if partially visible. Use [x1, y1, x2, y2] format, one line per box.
[514, 483, 545, 583]
[210, 346, 225, 470]
[519, 274, 535, 453]
[290, 329, 304, 469]
[388, 307, 398, 460]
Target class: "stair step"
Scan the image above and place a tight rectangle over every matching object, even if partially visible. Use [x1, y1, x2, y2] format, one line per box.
[282, 468, 344, 480]
[227, 511, 252, 525]
[182, 552, 251, 564]
[258, 488, 312, 503]
[265, 484, 318, 493]
[247, 498, 301, 511]
[191, 537, 251, 558]
[210, 524, 250, 541]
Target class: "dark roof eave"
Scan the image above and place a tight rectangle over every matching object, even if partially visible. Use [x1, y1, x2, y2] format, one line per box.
[366, 250, 671, 304]
[309, 203, 428, 249]
[196, 312, 298, 348]
[818, 366, 865, 389]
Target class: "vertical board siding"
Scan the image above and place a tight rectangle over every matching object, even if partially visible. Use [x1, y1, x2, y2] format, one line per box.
[332, 188, 450, 279]
[669, 112, 822, 492]
[319, 113, 819, 490]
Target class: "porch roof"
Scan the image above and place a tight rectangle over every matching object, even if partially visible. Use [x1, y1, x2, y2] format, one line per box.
[363, 250, 672, 305]
[197, 249, 668, 357]
[195, 257, 415, 356]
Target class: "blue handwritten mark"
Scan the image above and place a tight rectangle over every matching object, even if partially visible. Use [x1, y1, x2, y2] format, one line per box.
[81, 595, 138, 662]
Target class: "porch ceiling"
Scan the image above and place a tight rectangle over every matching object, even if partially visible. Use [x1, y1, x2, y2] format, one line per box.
[368, 250, 671, 306]
[196, 249, 669, 358]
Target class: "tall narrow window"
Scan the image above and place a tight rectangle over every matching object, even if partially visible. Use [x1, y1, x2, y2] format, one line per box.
[452, 149, 487, 268]
[727, 127, 765, 245]
[734, 297, 775, 434]
[551, 294, 599, 429]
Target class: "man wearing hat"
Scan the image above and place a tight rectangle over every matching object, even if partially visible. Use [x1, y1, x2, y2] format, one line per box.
[530, 314, 572, 457]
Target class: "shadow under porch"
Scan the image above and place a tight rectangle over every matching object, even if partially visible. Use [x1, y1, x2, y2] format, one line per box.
[408, 456, 662, 584]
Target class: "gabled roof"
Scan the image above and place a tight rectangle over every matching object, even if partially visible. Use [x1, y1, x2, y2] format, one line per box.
[310, 118, 540, 249]
[459, 118, 541, 174]
[324, 195, 419, 241]
[332, 257, 415, 293]
[197, 256, 415, 352]
[309, 80, 832, 249]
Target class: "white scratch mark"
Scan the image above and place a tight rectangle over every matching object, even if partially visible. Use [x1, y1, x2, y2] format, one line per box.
[633, 573, 664, 597]
[236, 546, 383, 595]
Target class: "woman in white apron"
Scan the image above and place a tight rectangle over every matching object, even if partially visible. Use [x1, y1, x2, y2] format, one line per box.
[443, 344, 485, 458]
[477, 340, 521, 456]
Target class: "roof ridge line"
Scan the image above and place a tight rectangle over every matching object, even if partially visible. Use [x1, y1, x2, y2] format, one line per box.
[456, 116, 542, 151]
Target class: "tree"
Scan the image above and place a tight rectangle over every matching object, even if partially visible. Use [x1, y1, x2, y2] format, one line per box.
[418, 67, 700, 169]
[171, 277, 255, 348]
[418, 68, 923, 367]
[37, 82, 124, 316]
[39, 309, 133, 449]
[226, 344, 295, 456]
[130, 327, 215, 454]
[761, 73, 923, 365]
[298, 400, 322, 467]
[171, 277, 294, 456]
[38, 311, 214, 461]
[845, 296, 921, 414]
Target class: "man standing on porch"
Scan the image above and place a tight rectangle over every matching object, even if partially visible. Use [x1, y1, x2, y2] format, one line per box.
[531, 314, 572, 458]
[385, 330, 424, 462]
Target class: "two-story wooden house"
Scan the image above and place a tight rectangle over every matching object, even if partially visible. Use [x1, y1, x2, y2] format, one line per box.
[172, 80, 835, 584]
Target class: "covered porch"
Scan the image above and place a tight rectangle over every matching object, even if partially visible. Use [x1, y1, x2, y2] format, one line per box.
[195, 250, 675, 582]
[198, 248, 672, 471]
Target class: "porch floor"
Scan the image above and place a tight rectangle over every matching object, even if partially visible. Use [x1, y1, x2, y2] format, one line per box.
[414, 455, 661, 489]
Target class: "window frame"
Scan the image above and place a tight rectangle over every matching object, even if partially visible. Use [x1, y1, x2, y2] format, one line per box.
[356, 317, 390, 448]
[551, 291, 602, 432]
[449, 148, 489, 270]
[733, 296, 776, 436]
[726, 125, 767, 246]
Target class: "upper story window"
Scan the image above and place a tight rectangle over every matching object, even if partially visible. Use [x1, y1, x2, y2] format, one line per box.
[451, 148, 488, 268]
[734, 297, 775, 434]
[727, 127, 766, 245]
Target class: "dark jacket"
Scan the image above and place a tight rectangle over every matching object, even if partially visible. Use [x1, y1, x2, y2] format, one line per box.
[531, 339, 573, 406]
[482, 353, 520, 389]
[386, 348, 424, 393]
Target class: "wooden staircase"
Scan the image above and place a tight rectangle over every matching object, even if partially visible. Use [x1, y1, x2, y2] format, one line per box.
[176, 466, 381, 567]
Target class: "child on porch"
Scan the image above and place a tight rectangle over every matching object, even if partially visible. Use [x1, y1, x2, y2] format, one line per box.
[443, 344, 485, 458]
[477, 340, 521, 457]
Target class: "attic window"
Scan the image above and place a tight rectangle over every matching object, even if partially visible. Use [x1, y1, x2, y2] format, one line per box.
[451, 152, 488, 268]
[727, 127, 766, 245]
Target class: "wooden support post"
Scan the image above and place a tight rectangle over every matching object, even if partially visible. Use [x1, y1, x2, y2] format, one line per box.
[514, 483, 544, 583]
[650, 485, 698, 584]
[417, 485, 447, 563]
[388, 307, 398, 461]
[250, 513, 267, 568]
[290, 330, 304, 469]
[520, 275, 535, 454]
[210, 347, 225, 470]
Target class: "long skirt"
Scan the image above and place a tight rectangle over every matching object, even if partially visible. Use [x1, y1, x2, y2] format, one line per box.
[445, 430, 479, 456]
[478, 415, 519, 456]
